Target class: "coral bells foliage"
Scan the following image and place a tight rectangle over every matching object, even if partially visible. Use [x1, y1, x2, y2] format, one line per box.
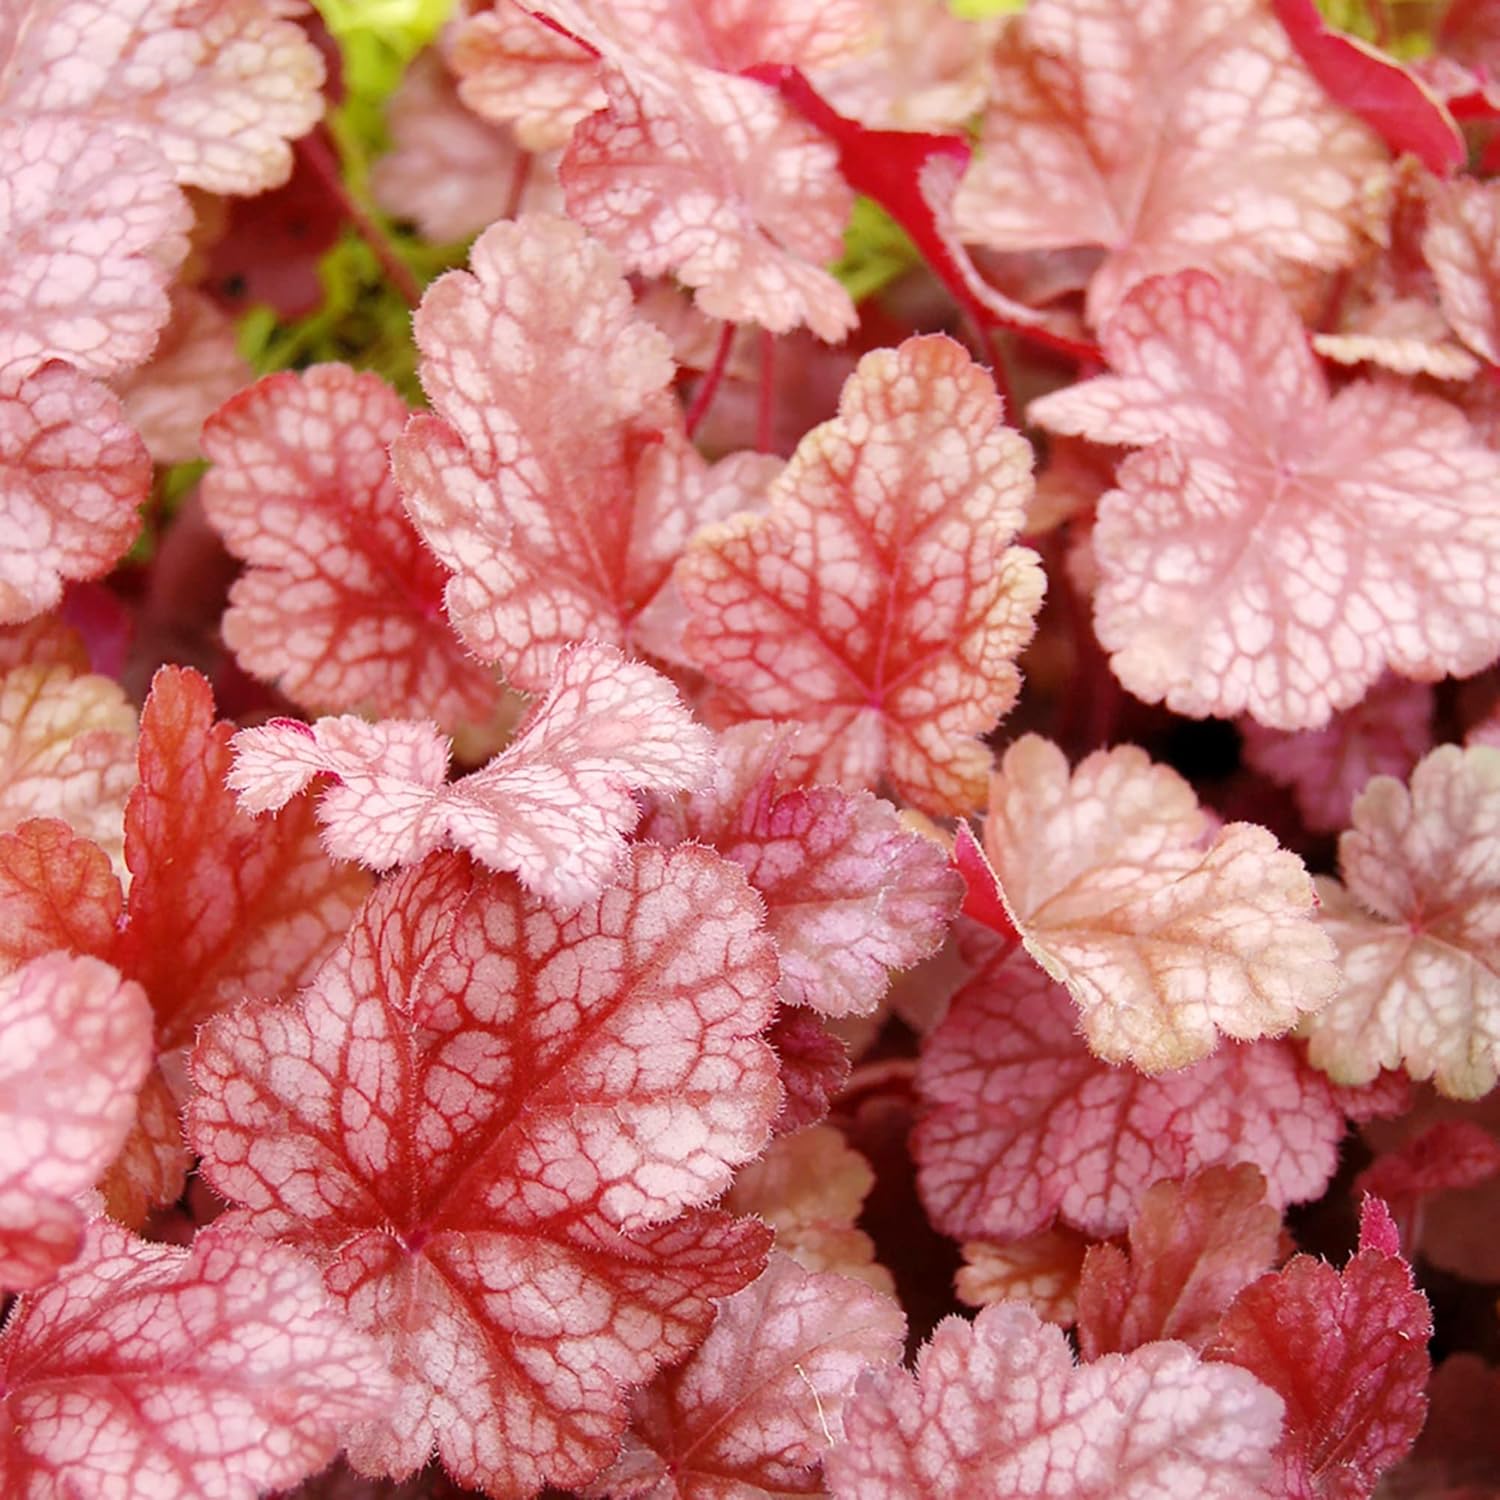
[20, 0, 1500, 1494]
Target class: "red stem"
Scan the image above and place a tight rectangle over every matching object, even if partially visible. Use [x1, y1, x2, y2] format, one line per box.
[755, 330, 776, 452]
[685, 321, 736, 439]
[297, 126, 424, 310]
[503, 149, 535, 222]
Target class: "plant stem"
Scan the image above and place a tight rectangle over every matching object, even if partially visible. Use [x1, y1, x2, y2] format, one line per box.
[685, 321, 736, 439]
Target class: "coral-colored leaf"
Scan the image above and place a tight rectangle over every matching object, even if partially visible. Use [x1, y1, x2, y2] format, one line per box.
[1425, 176, 1500, 366]
[1208, 1197, 1433, 1500]
[189, 845, 781, 1494]
[647, 724, 961, 1017]
[588, 1253, 905, 1500]
[0, 0, 325, 194]
[679, 335, 1044, 815]
[914, 952, 1347, 1241]
[111, 287, 250, 466]
[1075, 1165, 1282, 1359]
[825, 1301, 1284, 1499]
[0, 1219, 392, 1498]
[0, 818, 120, 974]
[725, 1125, 894, 1294]
[202, 364, 501, 729]
[766, 1008, 850, 1134]
[97, 1067, 194, 1231]
[394, 213, 713, 689]
[527, 2, 856, 339]
[0, 118, 187, 383]
[954, 0, 1384, 324]
[230, 643, 713, 905]
[1241, 674, 1434, 835]
[1354, 1120, 1500, 1212]
[979, 735, 1337, 1070]
[0, 365, 150, 625]
[1031, 271, 1500, 729]
[0, 662, 136, 867]
[118, 665, 370, 1053]
[373, 53, 559, 244]
[1271, 0, 1464, 175]
[954, 1228, 1089, 1324]
[1380, 1352, 1500, 1500]
[1306, 745, 1500, 1099]
[0, 953, 151, 1289]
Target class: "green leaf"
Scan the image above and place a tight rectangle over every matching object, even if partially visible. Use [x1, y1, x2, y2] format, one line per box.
[947, 0, 1026, 16]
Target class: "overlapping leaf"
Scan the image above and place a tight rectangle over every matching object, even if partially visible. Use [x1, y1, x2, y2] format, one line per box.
[190, 845, 782, 1495]
[0, 817, 120, 972]
[1425, 175, 1500, 365]
[0, 0, 326, 195]
[914, 952, 1347, 1241]
[230, 642, 713, 905]
[976, 734, 1337, 1070]
[679, 335, 1044, 815]
[954, 0, 1384, 323]
[0, 1219, 392, 1499]
[1074, 1165, 1282, 1359]
[1032, 271, 1500, 729]
[1208, 1198, 1432, 1500]
[202, 364, 502, 729]
[1305, 744, 1500, 1099]
[394, 214, 729, 689]
[587, 1253, 905, 1499]
[645, 724, 961, 1017]
[0, 953, 151, 1289]
[825, 1301, 1284, 1498]
[954, 1229, 1089, 1324]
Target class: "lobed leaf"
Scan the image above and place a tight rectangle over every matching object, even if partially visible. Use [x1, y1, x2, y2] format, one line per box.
[587, 1253, 905, 1499]
[1032, 271, 1500, 729]
[229, 642, 713, 905]
[1305, 744, 1500, 1098]
[0, 1219, 392, 1498]
[679, 335, 1044, 816]
[202, 364, 502, 729]
[0, 953, 151, 1289]
[1208, 1198, 1432, 1500]
[824, 1301, 1284, 1498]
[190, 845, 782, 1494]
[914, 953, 1348, 1241]
[979, 735, 1337, 1070]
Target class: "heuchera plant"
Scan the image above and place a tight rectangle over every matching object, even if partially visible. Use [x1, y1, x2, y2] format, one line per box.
[8, 0, 1500, 1496]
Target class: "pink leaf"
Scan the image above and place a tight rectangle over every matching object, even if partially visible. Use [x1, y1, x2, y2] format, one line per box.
[1381, 1352, 1500, 1499]
[0, 663, 137, 867]
[825, 1301, 1284, 1499]
[679, 335, 1044, 815]
[1271, 0, 1464, 175]
[189, 845, 781, 1494]
[0, 1219, 393, 1498]
[0, 818, 121, 974]
[1075, 1165, 1283, 1359]
[394, 213, 708, 689]
[118, 665, 371, 1054]
[588, 1253, 904, 1500]
[0, 118, 188, 383]
[647, 724, 962, 1017]
[725, 1125, 895, 1294]
[1305, 744, 1500, 1099]
[0, 953, 151, 1289]
[229, 643, 713, 905]
[1425, 175, 1500, 366]
[978, 735, 1337, 1070]
[1031, 271, 1500, 729]
[1355, 1120, 1500, 1213]
[373, 53, 560, 244]
[765, 1008, 850, 1134]
[1241, 674, 1435, 835]
[953, 0, 1384, 325]
[1207, 1197, 1433, 1500]
[0, 0, 326, 195]
[913, 952, 1347, 1242]
[201, 364, 502, 730]
[111, 287, 251, 466]
[0, 365, 151, 625]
